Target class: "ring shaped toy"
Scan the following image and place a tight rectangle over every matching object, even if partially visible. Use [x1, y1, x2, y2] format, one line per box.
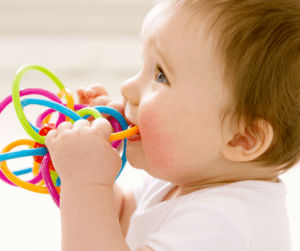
[0, 144, 47, 186]
[12, 167, 32, 176]
[11, 100, 101, 194]
[70, 107, 103, 123]
[43, 113, 51, 125]
[21, 98, 138, 142]
[12, 64, 67, 145]
[0, 139, 60, 194]
[17, 98, 131, 194]
[15, 98, 131, 192]
[0, 88, 64, 119]
[33, 160, 45, 186]
[41, 153, 60, 207]
[0, 63, 140, 206]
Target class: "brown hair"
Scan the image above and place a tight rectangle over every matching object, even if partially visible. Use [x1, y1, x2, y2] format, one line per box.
[159, 0, 300, 172]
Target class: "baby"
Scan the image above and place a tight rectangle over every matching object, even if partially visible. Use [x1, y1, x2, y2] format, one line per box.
[45, 0, 300, 250]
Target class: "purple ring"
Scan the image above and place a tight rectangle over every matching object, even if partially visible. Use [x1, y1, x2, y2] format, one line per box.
[0, 166, 43, 187]
[41, 153, 60, 207]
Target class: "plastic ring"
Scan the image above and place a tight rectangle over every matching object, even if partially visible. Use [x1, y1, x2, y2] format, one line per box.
[0, 139, 60, 194]
[12, 64, 66, 145]
[0, 88, 64, 129]
[70, 107, 103, 123]
[33, 161, 45, 185]
[43, 114, 51, 125]
[41, 153, 60, 207]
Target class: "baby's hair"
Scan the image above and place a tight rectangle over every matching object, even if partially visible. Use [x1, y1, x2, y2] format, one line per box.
[156, 0, 300, 172]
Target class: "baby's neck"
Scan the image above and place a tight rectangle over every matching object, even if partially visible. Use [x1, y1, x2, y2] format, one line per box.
[164, 176, 278, 202]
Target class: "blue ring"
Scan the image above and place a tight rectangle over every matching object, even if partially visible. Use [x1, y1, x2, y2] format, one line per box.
[91, 106, 128, 180]
[0, 147, 48, 162]
[21, 98, 83, 133]
[13, 167, 33, 176]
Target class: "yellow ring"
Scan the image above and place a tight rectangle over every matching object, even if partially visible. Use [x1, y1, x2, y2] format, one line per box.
[57, 88, 74, 122]
[33, 161, 45, 185]
[42, 114, 51, 125]
[0, 139, 60, 194]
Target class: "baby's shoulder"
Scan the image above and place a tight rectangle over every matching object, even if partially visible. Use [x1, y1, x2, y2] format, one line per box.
[178, 190, 249, 226]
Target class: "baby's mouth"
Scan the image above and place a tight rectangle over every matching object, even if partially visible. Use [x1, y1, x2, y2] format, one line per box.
[128, 123, 140, 135]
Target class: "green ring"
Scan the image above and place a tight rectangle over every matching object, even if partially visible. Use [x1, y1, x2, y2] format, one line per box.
[12, 64, 66, 145]
[70, 107, 103, 124]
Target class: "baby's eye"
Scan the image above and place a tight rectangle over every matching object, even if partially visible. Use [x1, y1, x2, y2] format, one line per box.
[155, 66, 169, 84]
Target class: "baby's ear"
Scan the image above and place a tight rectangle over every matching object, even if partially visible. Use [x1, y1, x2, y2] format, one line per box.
[222, 118, 273, 162]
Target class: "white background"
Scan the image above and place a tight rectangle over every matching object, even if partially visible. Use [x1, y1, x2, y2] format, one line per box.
[0, 1, 299, 250]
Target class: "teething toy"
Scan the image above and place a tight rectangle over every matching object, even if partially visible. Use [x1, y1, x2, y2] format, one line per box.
[0, 64, 139, 208]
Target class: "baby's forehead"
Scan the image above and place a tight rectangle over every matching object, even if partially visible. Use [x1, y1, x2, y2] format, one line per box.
[142, 3, 218, 59]
[142, 2, 214, 43]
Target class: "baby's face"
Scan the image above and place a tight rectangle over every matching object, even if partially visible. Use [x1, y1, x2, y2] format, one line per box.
[121, 2, 230, 185]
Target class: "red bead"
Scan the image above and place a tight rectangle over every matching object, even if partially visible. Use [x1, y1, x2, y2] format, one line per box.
[34, 123, 56, 169]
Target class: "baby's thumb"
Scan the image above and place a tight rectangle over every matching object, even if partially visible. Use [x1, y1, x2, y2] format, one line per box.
[106, 100, 130, 125]
[106, 100, 125, 116]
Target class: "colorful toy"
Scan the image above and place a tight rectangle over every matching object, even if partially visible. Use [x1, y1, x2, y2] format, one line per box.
[0, 64, 139, 208]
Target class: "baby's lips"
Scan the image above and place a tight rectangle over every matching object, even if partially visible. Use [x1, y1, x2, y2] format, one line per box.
[128, 123, 140, 135]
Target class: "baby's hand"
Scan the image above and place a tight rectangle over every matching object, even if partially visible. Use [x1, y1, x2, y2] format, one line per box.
[45, 118, 122, 187]
[76, 83, 129, 153]
[76, 83, 127, 123]
[77, 83, 109, 106]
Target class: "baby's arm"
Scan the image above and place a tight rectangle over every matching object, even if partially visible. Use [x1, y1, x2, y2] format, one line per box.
[77, 84, 133, 224]
[114, 182, 125, 221]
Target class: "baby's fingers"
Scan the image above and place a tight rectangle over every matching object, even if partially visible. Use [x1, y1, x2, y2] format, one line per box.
[77, 84, 109, 105]
[86, 83, 109, 97]
[76, 87, 84, 97]
[77, 86, 93, 105]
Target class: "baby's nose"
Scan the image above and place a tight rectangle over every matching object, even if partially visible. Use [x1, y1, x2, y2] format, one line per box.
[121, 75, 140, 106]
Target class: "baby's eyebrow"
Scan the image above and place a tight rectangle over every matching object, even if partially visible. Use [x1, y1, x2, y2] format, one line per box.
[152, 39, 175, 76]
[139, 30, 175, 77]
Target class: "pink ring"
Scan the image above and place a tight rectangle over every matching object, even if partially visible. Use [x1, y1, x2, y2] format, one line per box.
[41, 153, 60, 207]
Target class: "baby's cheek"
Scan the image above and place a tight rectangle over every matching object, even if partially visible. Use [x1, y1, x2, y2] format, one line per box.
[138, 105, 179, 172]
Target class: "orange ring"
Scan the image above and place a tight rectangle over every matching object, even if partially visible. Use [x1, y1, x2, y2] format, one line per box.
[42, 114, 51, 125]
[57, 88, 74, 122]
[109, 125, 139, 142]
[0, 139, 60, 194]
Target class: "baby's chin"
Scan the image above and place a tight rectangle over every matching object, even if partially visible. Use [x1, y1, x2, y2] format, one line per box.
[125, 141, 149, 170]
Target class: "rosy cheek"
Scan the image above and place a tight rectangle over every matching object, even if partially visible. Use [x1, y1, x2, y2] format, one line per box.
[138, 103, 178, 172]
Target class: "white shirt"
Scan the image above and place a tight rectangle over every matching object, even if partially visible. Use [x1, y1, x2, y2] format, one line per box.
[126, 174, 291, 251]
